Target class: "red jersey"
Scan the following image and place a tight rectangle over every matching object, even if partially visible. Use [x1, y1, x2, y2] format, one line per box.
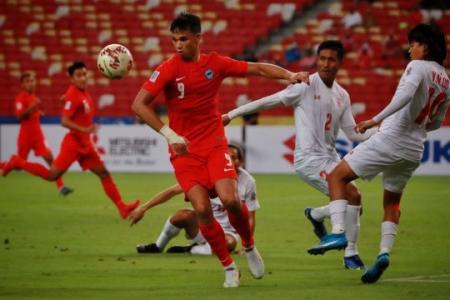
[15, 91, 42, 135]
[142, 52, 248, 155]
[62, 84, 95, 143]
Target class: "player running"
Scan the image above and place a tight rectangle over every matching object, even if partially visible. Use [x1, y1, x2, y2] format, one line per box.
[223, 40, 376, 270]
[1, 72, 72, 196]
[3, 61, 140, 219]
[310, 24, 450, 283]
[131, 13, 307, 288]
[130, 144, 260, 256]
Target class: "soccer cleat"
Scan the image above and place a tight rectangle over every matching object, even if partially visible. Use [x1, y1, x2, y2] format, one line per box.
[245, 246, 265, 279]
[119, 199, 141, 219]
[223, 266, 240, 288]
[361, 253, 390, 284]
[59, 186, 74, 197]
[166, 243, 197, 253]
[136, 243, 161, 254]
[2, 155, 23, 177]
[307, 233, 348, 255]
[304, 208, 327, 239]
[344, 254, 366, 270]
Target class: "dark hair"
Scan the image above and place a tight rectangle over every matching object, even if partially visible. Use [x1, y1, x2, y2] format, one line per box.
[20, 71, 34, 83]
[317, 40, 345, 61]
[67, 61, 86, 76]
[228, 143, 244, 161]
[170, 12, 201, 34]
[408, 23, 446, 65]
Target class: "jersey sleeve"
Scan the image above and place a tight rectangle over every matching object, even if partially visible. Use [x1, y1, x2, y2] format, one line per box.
[217, 55, 248, 77]
[243, 176, 260, 211]
[62, 92, 78, 118]
[401, 61, 425, 89]
[14, 95, 25, 118]
[279, 83, 307, 106]
[141, 60, 174, 97]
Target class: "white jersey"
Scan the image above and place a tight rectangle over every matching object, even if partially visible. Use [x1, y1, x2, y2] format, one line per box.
[278, 73, 357, 161]
[375, 60, 450, 162]
[211, 167, 259, 231]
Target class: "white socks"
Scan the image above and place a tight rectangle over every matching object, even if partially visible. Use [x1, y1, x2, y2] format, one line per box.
[310, 205, 330, 222]
[344, 205, 361, 257]
[191, 231, 206, 244]
[329, 200, 348, 234]
[155, 218, 181, 250]
[379, 221, 398, 255]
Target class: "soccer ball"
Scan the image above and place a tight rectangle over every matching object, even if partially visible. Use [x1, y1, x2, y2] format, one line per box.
[97, 44, 133, 79]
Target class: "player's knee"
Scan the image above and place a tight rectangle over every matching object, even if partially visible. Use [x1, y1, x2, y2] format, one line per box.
[225, 235, 237, 252]
[220, 195, 240, 212]
[195, 206, 213, 224]
[171, 209, 195, 227]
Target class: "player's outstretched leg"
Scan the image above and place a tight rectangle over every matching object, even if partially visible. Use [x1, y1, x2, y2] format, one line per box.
[307, 233, 348, 255]
[361, 253, 390, 284]
[137, 218, 181, 253]
[304, 207, 328, 239]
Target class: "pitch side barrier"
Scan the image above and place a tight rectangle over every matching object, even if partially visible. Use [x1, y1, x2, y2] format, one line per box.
[1, 125, 449, 175]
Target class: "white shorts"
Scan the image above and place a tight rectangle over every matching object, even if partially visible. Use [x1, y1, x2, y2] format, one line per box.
[294, 155, 340, 195]
[344, 137, 420, 194]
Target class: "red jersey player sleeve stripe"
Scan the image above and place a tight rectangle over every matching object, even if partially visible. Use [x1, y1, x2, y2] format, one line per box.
[142, 60, 173, 97]
[61, 91, 78, 117]
[14, 96, 25, 117]
[217, 55, 248, 77]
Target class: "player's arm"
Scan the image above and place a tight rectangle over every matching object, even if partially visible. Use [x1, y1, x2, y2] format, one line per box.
[340, 101, 377, 142]
[247, 62, 309, 84]
[223, 83, 304, 125]
[357, 62, 422, 133]
[61, 116, 97, 133]
[131, 88, 187, 155]
[129, 184, 183, 226]
[223, 91, 284, 125]
[15, 98, 40, 120]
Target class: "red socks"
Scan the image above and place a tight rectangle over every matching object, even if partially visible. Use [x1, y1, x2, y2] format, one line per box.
[100, 175, 125, 209]
[227, 202, 254, 249]
[55, 178, 64, 189]
[199, 219, 233, 267]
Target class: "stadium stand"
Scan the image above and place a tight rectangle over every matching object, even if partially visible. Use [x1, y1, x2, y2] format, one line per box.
[0, 0, 449, 124]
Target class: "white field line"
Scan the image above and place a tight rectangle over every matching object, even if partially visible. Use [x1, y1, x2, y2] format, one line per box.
[382, 274, 450, 283]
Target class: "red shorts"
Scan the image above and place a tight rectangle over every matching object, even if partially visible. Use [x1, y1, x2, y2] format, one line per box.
[171, 145, 237, 193]
[17, 131, 52, 159]
[52, 133, 104, 171]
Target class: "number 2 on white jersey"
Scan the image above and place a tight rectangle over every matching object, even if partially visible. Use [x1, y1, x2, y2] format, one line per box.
[177, 83, 185, 99]
[324, 113, 332, 131]
[415, 86, 446, 126]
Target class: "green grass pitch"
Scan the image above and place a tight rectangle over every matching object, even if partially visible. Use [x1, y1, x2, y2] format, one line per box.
[1, 172, 449, 299]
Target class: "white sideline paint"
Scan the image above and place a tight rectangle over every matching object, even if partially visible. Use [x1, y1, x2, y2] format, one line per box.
[382, 273, 450, 283]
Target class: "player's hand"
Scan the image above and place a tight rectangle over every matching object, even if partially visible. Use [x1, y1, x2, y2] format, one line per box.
[222, 114, 231, 126]
[171, 139, 189, 156]
[128, 206, 146, 226]
[86, 124, 99, 134]
[289, 71, 310, 85]
[355, 119, 377, 134]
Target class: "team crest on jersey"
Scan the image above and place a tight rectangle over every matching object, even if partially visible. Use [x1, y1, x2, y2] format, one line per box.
[204, 69, 214, 80]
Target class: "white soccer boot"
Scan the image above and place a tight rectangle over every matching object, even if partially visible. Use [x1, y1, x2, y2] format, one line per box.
[223, 265, 240, 288]
[245, 246, 265, 279]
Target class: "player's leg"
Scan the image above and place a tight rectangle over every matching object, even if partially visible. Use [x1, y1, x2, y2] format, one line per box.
[138, 209, 195, 253]
[362, 160, 418, 284]
[39, 144, 73, 196]
[343, 182, 365, 269]
[187, 184, 239, 287]
[3, 153, 65, 181]
[307, 160, 357, 255]
[88, 163, 139, 219]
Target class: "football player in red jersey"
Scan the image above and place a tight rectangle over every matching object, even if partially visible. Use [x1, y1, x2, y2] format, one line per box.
[3, 61, 140, 219]
[131, 13, 307, 288]
[1, 72, 73, 196]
